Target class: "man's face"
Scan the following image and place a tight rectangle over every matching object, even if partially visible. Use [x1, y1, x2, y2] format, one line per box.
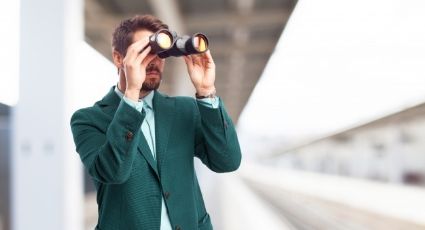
[132, 29, 165, 91]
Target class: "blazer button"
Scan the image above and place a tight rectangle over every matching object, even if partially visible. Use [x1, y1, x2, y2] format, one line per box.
[125, 131, 134, 141]
[175, 226, 181, 230]
[164, 192, 170, 199]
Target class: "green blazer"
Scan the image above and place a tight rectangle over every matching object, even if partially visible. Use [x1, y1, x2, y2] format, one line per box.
[70, 87, 242, 230]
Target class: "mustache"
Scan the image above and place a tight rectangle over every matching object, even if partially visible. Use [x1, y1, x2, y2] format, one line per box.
[146, 64, 160, 73]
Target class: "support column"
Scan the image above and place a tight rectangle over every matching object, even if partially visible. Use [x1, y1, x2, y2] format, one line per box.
[12, 0, 84, 229]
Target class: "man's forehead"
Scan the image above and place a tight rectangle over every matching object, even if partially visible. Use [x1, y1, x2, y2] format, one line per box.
[132, 29, 154, 43]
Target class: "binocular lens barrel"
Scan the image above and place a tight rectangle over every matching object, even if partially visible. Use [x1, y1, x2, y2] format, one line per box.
[193, 34, 208, 52]
[157, 33, 172, 49]
[149, 29, 174, 54]
[147, 29, 209, 59]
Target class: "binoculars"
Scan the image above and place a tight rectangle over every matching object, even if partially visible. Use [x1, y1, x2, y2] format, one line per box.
[148, 29, 209, 58]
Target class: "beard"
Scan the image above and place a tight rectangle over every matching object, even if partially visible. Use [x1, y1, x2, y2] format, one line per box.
[141, 77, 161, 91]
[142, 64, 162, 91]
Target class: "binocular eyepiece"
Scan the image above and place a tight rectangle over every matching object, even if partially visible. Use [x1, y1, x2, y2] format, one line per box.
[148, 29, 209, 58]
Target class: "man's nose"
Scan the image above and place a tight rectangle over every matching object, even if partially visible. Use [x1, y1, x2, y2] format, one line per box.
[150, 55, 162, 64]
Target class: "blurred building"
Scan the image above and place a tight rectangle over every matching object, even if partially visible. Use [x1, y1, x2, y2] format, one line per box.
[270, 102, 425, 187]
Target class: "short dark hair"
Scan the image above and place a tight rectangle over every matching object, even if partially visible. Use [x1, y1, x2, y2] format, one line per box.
[112, 14, 169, 56]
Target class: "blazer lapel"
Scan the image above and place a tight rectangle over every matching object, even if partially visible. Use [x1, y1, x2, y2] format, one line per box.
[153, 91, 175, 172]
[137, 137, 159, 178]
[98, 86, 159, 178]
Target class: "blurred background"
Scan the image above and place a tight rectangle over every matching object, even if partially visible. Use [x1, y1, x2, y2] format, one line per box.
[1, 0, 425, 229]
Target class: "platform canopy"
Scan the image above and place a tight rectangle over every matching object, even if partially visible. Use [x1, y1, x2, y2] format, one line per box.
[238, 0, 425, 150]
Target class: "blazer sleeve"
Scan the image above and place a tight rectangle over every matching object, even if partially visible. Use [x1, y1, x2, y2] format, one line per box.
[70, 100, 145, 184]
[194, 97, 242, 172]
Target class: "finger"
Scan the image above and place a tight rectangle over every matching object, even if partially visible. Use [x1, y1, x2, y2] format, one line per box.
[183, 55, 191, 64]
[135, 46, 152, 63]
[141, 54, 157, 67]
[126, 37, 150, 59]
[205, 49, 212, 57]
[138, 44, 150, 55]
[183, 55, 193, 69]
[132, 37, 150, 52]
[203, 50, 215, 66]
[205, 50, 213, 62]
[191, 54, 203, 65]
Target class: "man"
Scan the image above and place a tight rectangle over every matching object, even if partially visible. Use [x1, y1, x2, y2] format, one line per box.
[70, 15, 242, 230]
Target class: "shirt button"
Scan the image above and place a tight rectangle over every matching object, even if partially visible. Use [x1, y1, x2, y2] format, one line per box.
[175, 226, 181, 230]
[164, 192, 170, 199]
[125, 131, 134, 141]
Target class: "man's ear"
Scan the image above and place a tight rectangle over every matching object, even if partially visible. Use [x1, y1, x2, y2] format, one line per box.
[112, 49, 123, 69]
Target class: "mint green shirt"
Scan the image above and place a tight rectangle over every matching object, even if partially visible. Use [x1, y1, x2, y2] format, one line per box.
[114, 86, 218, 230]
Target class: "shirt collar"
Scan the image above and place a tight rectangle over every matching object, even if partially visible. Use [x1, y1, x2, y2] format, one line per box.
[114, 85, 154, 109]
[143, 90, 154, 109]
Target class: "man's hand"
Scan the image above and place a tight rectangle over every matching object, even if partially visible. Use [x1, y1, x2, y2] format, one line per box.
[122, 38, 157, 101]
[183, 50, 216, 96]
